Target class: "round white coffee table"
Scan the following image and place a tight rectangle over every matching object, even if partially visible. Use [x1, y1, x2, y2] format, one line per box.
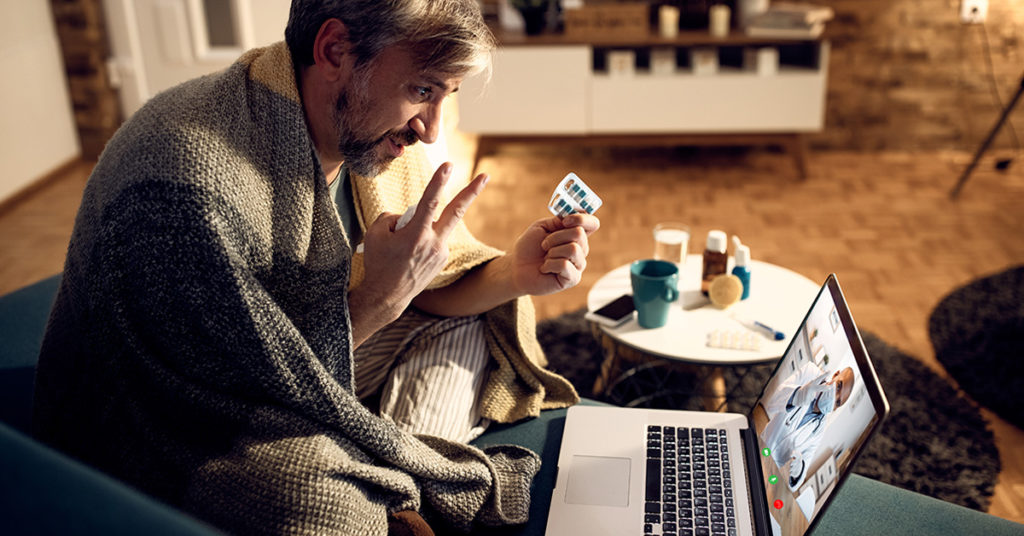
[587, 254, 819, 410]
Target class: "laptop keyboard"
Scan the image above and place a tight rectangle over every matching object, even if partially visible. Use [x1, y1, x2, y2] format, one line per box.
[645, 426, 738, 536]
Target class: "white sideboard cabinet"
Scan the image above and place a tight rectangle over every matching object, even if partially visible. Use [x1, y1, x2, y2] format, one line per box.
[457, 29, 830, 178]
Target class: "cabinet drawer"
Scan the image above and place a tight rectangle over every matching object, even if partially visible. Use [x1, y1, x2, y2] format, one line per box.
[589, 70, 826, 133]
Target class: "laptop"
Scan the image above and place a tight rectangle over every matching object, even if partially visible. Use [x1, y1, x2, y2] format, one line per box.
[546, 274, 889, 536]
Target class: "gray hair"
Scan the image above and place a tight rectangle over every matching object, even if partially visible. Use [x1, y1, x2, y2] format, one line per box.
[286, 0, 495, 78]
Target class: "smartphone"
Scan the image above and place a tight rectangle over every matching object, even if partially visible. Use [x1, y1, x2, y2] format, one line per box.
[584, 294, 635, 327]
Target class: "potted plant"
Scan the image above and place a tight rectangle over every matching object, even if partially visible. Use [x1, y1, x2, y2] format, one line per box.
[510, 0, 550, 35]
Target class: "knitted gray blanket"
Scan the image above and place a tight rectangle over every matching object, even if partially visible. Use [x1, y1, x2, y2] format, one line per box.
[33, 43, 538, 534]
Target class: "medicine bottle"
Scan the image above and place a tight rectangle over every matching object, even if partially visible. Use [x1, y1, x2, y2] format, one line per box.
[732, 244, 751, 300]
[701, 230, 728, 296]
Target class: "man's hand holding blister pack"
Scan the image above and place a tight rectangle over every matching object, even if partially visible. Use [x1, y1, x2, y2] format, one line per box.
[506, 172, 601, 295]
[392, 171, 601, 297]
[359, 168, 600, 325]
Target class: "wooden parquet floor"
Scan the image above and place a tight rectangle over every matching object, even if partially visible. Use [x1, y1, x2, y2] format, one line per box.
[2, 145, 1023, 523]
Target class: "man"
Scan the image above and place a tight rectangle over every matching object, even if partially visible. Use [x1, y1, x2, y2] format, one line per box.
[32, 1, 598, 533]
[296, 2, 598, 442]
[760, 363, 856, 490]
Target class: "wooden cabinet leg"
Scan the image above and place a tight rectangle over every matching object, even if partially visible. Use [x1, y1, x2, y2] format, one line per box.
[472, 136, 496, 176]
[789, 133, 809, 180]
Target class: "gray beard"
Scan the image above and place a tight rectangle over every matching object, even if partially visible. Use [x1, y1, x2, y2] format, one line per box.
[332, 82, 419, 178]
[333, 88, 388, 177]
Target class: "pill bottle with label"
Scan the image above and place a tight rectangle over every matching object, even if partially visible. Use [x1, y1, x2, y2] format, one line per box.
[701, 230, 728, 296]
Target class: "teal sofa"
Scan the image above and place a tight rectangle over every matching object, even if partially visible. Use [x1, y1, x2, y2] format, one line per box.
[2, 275, 1022, 535]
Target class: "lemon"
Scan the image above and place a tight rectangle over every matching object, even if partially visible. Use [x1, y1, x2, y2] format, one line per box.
[709, 274, 743, 308]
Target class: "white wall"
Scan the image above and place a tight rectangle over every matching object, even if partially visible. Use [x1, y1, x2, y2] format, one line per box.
[0, 2, 79, 203]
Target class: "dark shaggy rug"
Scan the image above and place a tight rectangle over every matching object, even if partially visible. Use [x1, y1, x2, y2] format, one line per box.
[929, 265, 1024, 430]
[537, 308, 1001, 511]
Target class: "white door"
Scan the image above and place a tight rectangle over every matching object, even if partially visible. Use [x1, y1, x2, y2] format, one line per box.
[102, 0, 291, 118]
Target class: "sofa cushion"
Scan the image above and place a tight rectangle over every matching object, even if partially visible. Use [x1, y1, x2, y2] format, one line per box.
[0, 421, 220, 535]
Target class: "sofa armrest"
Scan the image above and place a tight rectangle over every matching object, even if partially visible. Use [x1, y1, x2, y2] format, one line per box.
[813, 473, 1023, 535]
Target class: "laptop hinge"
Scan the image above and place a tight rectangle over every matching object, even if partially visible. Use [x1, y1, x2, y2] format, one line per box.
[740, 427, 772, 536]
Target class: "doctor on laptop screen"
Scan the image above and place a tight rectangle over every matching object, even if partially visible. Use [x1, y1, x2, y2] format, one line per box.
[753, 290, 879, 535]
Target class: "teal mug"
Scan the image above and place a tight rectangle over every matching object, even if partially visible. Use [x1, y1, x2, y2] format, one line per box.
[631, 259, 680, 329]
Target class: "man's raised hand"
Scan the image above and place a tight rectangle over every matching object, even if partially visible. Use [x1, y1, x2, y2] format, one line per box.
[354, 162, 489, 328]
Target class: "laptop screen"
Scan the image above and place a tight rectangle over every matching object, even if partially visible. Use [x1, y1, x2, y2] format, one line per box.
[751, 275, 887, 536]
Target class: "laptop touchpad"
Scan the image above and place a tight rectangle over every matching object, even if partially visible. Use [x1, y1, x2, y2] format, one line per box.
[564, 455, 630, 507]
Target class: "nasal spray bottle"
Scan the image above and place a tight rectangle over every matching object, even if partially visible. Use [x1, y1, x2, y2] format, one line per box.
[731, 236, 751, 300]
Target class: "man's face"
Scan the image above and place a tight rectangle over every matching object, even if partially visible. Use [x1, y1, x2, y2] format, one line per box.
[830, 368, 855, 407]
[332, 44, 462, 177]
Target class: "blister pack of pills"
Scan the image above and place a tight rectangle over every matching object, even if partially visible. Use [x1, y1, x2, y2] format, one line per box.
[548, 172, 602, 218]
[706, 329, 763, 351]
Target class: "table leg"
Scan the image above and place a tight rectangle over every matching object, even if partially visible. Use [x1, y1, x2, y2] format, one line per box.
[702, 367, 727, 412]
[592, 327, 753, 411]
[591, 326, 620, 397]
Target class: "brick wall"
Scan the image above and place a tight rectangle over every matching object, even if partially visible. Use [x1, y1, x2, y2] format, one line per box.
[50, 0, 121, 159]
[815, 0, 1024, 151]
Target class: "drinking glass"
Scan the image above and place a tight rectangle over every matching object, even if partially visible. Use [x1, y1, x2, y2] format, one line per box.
[653, 222, 690, 265]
